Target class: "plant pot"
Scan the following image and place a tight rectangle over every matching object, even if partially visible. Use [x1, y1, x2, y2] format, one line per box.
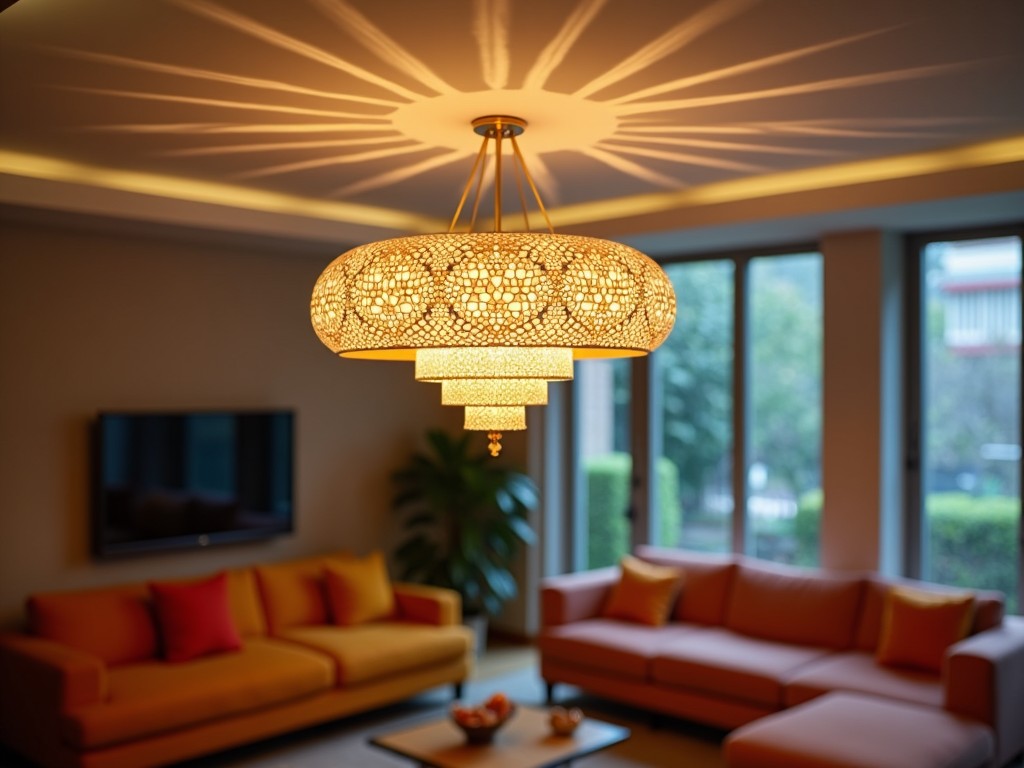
[463, 613, 488, 656]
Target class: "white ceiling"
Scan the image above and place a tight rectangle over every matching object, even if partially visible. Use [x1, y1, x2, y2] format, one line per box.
[1, 0, 1022, 256]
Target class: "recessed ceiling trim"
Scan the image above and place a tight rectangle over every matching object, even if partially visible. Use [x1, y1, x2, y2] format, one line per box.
[0, 150, 446, 235]
[548, 135, 1024, 229]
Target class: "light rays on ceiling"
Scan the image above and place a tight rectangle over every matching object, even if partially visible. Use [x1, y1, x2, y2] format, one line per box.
[22, 0, 1006, 220]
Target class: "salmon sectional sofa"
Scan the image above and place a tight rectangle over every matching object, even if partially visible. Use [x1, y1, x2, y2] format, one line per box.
[539, 545, 1024, 767]
[0, 551, 473, 768]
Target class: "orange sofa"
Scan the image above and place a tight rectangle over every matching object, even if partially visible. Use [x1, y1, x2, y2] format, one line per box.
[539, 546, 1024, 768]
[0, 552, 474, 768]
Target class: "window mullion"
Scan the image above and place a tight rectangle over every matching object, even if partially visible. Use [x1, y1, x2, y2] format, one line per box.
[733, 257, 749, 555]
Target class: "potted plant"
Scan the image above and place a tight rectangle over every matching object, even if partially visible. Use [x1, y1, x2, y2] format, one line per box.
[391, 429, 538, 645]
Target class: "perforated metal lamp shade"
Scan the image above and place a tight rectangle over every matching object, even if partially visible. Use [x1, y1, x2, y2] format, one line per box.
[310, 232, 676, 359]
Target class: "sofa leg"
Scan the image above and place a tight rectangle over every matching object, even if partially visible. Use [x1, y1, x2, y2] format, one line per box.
[453, 682, 464, 700]
[545, 681, 556, 704]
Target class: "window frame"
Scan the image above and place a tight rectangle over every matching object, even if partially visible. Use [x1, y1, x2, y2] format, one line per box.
[625, 242, 821, 560]
[903, 222, 1024, 610]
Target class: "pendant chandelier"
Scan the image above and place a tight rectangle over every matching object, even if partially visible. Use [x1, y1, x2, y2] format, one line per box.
[311, 115, 676, 456]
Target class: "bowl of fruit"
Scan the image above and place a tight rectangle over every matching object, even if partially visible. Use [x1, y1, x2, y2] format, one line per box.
[449, 692, 516, 745]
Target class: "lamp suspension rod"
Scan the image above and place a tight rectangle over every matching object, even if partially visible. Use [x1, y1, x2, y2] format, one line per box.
[448, 134, 490, 234]
[450, 116, 539, 235]
[509, 144, 531, 232]
[467, 140, 489, 232]
[494, 123, 503, 232]
[510, 133, 554, 235]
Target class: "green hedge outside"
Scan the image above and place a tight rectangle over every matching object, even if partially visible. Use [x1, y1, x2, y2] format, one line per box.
[795, 490, 1020, 613]
[794, 489, 823, 567]
[583, 452, 681, 569]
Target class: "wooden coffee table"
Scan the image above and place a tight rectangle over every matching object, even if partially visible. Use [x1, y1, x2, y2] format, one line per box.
[370, 705, 629, 767]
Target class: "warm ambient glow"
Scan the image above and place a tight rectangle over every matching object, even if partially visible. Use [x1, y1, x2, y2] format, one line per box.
[416, 348, 574, 381]
[441, 379, 548, 407]
[464, 406, 527, 432]
[310, 116, 676, 454]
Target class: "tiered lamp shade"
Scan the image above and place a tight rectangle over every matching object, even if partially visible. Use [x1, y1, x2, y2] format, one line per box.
[464, 406, 527, 432]
[441, 379, 549, 406]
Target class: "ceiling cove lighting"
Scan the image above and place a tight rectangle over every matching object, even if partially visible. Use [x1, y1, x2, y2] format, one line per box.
[310, 115, 676, 455]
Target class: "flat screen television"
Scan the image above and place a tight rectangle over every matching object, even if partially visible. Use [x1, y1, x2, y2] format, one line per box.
[93, 410, 294, 557]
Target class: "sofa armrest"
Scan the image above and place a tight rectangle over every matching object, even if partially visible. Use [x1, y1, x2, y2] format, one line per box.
[393, 582, 461, 626]
[945, 615, 1024, 767]
[0, 631, 108, 763]
[540, 567, 618, 628]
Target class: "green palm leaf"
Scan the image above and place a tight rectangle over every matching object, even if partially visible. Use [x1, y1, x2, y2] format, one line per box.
[391, 429, 539, 616]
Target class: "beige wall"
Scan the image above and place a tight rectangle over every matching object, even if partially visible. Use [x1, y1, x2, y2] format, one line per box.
[0, 214, 921, 635]
[820, 230, 902, 572]
[0, 218, 458, 628]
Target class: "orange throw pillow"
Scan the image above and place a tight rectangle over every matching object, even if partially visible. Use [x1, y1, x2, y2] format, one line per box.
[876, 585, 974, 673]
[325, 551, 395, 626]
[150, 573, 243, 662]
[602, 555, 684, 626]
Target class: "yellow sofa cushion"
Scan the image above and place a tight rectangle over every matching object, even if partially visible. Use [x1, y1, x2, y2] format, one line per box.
[226, 568, 267, 637]
[255, 556, 331, 634]
[854, 577, 1001, 652]
[876, 585, 974, 673]
[280, 622, 472, 686]
[28, 584, 157, 666]
[602, 555, 683, 626]
[255, 553, 353, 634]
[325, 551, 396, 626]
[61, 637, 334, 750]
[634, 546, 738, 626]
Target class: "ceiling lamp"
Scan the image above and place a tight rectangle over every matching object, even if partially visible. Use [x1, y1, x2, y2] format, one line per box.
[311, 115, 676, 455]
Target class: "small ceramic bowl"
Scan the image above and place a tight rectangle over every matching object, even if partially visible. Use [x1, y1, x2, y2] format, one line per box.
[549, 706, 584, 736]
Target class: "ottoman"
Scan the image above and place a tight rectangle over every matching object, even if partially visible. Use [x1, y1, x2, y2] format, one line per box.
[724, 691, 994, 768]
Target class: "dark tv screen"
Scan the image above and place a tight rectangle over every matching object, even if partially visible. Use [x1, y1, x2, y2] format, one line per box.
[93, 410, 294, 557]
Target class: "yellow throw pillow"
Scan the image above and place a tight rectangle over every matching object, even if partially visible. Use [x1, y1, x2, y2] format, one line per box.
[324, 550, 396, 626]
[876, 585, 975, 673]
[602, 555, 684, 626]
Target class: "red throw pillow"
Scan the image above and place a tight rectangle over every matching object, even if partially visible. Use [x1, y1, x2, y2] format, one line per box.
[150, 572, 242, 662]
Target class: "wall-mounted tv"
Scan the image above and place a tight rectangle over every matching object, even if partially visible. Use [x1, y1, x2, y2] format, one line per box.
[93, 410, 294, 557]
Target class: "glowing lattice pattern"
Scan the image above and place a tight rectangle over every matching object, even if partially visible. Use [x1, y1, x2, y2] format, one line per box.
[310, 232, 676, 359]
[464, 406, 526, 431]
[441, 379, 548, 406]
[416, 347, 572, 381]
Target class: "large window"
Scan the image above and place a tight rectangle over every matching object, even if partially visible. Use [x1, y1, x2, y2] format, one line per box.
[569, 249, 822, 567]
[748, 255, 823, 565]
[911, 232, 1022, 613]
[655, 260, 734, 554]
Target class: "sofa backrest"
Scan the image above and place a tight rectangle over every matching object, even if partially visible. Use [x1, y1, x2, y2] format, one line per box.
[255, 556, 331, 634]
[254, 552, 354, 634]
[854, 575, 1005, 652]
[724, 558, 865, 650]
[28, 584, 158, 666]
[26, 567, 270, 667]
[635, 545, 738, 626]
